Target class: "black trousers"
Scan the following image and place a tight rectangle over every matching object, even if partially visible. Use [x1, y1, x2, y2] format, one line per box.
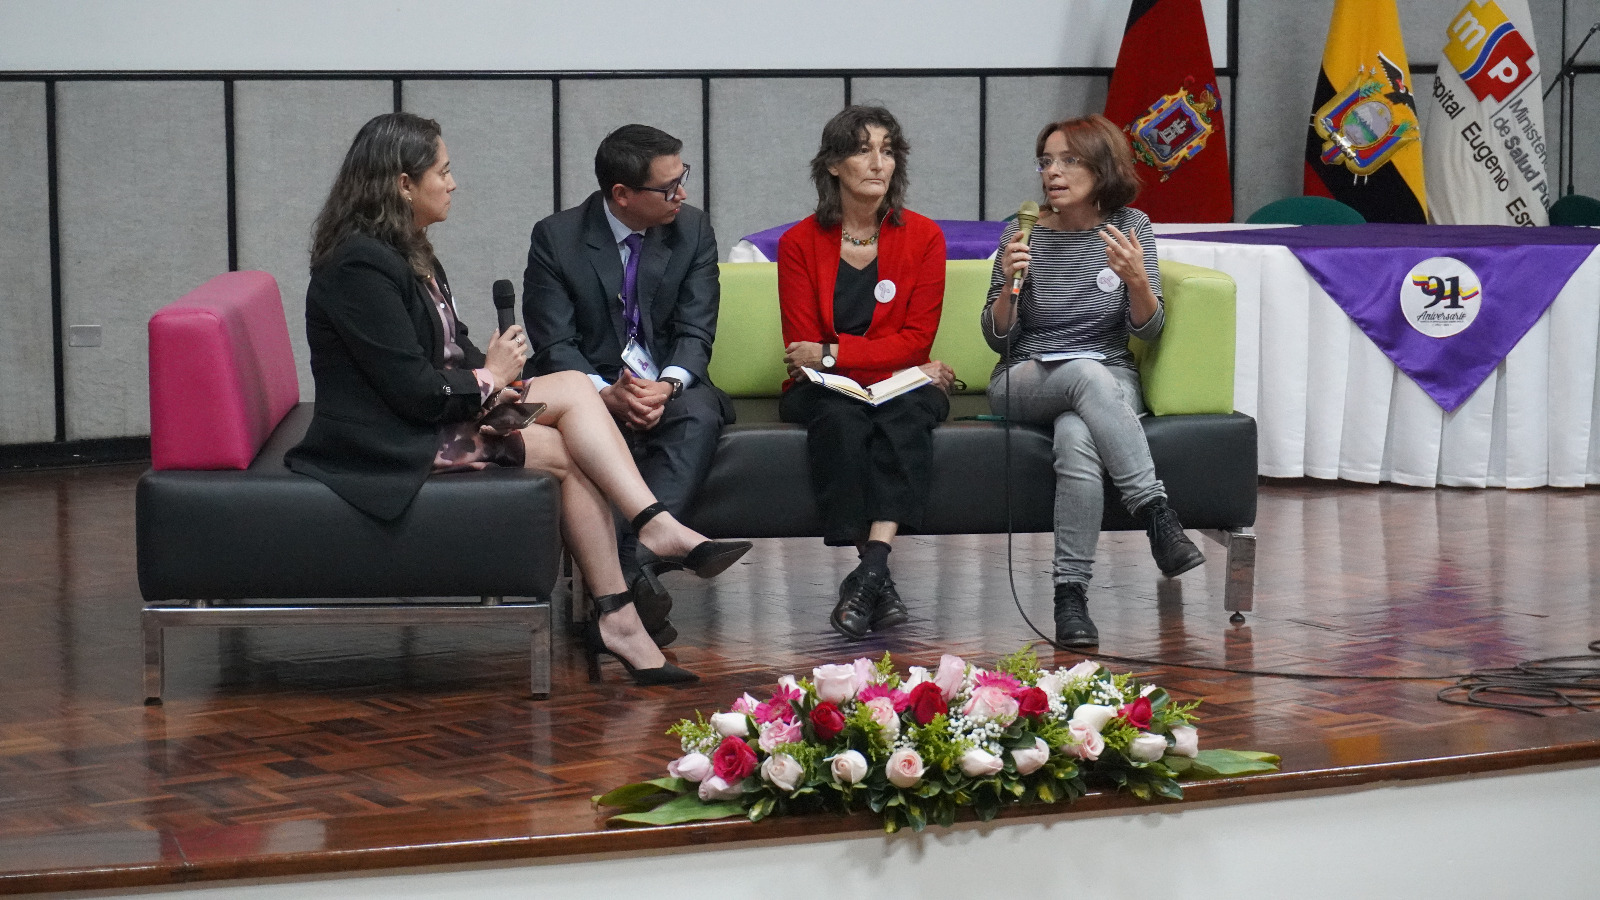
[779, 381, 949, 546]
[619, 381, 726, 578]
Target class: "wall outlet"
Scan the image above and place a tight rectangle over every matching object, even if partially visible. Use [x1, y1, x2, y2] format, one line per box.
[68, 325, 102, 347]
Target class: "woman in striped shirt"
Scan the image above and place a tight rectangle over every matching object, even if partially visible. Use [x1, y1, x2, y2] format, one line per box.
[982, 114, 1205, 649]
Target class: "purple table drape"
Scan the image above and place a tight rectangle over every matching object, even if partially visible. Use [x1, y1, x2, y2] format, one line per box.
[1165, 225, 1600, 411]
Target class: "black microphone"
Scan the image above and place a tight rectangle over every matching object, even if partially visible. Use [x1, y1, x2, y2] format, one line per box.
[1010, 201, 1040, 297]
[493, 279, 516, 333]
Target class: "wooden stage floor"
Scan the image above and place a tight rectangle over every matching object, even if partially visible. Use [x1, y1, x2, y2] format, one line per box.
[2, 464, 1598, 894]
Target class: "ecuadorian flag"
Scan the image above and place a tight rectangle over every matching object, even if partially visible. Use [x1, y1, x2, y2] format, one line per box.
[1304, 0, 1428, 222]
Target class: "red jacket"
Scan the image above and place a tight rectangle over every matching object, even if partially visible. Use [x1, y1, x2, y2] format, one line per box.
[777, 209, 947, 388]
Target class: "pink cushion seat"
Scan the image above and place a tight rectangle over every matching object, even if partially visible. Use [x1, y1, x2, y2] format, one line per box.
[148, 271, 299, 470]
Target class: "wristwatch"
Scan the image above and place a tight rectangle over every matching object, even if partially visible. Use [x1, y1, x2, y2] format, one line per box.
[662, 376, 684, 400]
[820, 344, 836, 369]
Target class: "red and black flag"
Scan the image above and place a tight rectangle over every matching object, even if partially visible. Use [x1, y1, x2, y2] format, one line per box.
[1103, 0, 1232, 223]
[1304, 0, 1428, 222]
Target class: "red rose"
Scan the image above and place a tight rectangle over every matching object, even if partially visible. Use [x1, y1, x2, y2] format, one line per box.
[810, 701, 847, 741]
[1118, 696, 1153, 730]
[1015, 686, 1049, 719]
[907, 682, 948, 726]
[712, 735, 758, 782]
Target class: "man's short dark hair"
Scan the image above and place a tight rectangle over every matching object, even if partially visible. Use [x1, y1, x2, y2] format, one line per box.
[595, 124, 684, 194]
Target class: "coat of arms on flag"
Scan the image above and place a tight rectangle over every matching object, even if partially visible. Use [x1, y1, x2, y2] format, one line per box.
[1127, 79, 1219, 182]
[1312, 51, 1420, 177]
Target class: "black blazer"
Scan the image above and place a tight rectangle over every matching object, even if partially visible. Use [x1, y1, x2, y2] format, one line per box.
[522, 191, 732, 421]
[285, 234, 487, 521]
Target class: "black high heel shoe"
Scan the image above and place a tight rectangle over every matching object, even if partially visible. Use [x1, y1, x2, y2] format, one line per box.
[631, 502, 752, 581]
[583, 591, 698, 686]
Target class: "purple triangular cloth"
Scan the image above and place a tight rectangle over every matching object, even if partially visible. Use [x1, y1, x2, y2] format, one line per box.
[1165, 225, 1600, 411]
[742, 219, 1007, 262]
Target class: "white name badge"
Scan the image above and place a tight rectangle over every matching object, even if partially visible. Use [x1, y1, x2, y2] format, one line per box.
[620, 337, 659, 381]
[1096, 267, 1122, 293]
[874, 279, 897, 303]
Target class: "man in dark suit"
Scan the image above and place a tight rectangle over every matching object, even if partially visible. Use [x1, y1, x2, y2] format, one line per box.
[523, 124, 730, 647]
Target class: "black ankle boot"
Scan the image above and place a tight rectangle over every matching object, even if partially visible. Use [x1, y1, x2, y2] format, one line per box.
[1053, 582, 1099, 648]
[1137, 497, 1206, 577]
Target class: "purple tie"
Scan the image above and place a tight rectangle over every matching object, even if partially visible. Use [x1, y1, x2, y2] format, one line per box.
[621, 232, 643, 343]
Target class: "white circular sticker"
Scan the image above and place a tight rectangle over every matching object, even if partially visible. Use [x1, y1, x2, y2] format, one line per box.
[874, 279, 896, 303]
[1399, 256, 1481, 338]
[1096, 267, 1122, 293]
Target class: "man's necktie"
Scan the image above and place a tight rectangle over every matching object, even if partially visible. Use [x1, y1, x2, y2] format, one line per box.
[621, 232, 644, 344]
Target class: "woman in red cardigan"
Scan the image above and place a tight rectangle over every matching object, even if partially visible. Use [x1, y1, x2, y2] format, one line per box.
[777, 105, 955, 641]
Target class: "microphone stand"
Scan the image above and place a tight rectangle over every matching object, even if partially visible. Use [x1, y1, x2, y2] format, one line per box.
[1543, 21, 1600, 198]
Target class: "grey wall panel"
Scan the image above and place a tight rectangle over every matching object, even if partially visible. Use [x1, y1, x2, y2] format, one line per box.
[56, 81, 228, 440]
[709, 78, 843, 259]
[557, 80, 702, 214]
[234, 80, 392, 401]
[852, 77, 981, 221]
[406, 80, 554, 339]
[0, 83, 55, 445]
[1233, 0, 1335, 221]
[983, 76, 1108, 223]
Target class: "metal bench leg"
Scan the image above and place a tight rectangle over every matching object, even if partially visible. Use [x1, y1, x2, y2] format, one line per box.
[142, 609, 165, 704]
[1201, 527, 1255, 623]
[529, 605, 552, 699]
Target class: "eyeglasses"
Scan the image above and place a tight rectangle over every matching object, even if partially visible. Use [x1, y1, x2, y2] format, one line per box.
[1035, 154, 1084, 173]
[632, 162, 691, 199]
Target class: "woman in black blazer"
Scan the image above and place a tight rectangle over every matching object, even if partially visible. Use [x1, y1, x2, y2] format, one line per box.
[286, 113, 748, 685]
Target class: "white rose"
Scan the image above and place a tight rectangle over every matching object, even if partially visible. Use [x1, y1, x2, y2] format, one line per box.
[697, 775, 745, 801]
[1064, 660, 1101, 682]
[1140, 684, 1158, 697]
[864, 697, 901, 739]
[1011, 737, 1051, 776]
[1171, 725, 1200, 758]
[905, 666, 931, 688]
[813, 663, 859, 705]
[1069, 703, 1117, 733]
[1129, 733, 1168, 762]
[666, 751, 712, 782]
[711, 711, 750, 737]
[829, 750, 869, 785]
[958, 747, 1004, 777]
[1034, 671, 1066, 699]
[777, 674, 801, 693]
[761, 753, 804, 792]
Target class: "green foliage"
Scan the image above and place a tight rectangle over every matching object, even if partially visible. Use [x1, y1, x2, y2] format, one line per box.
[845, 703, 892, 759]
[1166, 749, 1281, 778]
[873, 652, 900, 687]
[908, 713, 968, 771]
[995, 646, 1044, 682]
[667, 712, 718, 753]
[607, 793, 746, 827]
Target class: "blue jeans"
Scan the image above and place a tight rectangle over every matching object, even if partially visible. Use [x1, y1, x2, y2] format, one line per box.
[987, 360, 1165, 585]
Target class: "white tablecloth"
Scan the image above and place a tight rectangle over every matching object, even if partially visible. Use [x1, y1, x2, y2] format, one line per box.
[1156, 234, 1600, 488]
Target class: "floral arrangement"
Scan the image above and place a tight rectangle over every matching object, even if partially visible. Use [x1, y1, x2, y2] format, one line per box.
[596, 649, 1278, 832]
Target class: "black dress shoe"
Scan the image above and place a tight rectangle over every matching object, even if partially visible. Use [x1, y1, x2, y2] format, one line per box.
[1053, 582, 1099, 648]
[583, 592, 698, 686]
[870, 576, 909, 631]
[832, 569, 885, 641]
[630, 574, 677, 648]
[1137, 497, 1206, 577]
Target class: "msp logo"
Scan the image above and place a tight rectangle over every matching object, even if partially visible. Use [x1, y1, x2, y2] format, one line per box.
[1443, 0, 1535, 103]
[1313, 51, 1420, 177]
[1400, 257, 1481, 338]
[1127, 79, 1219, 181]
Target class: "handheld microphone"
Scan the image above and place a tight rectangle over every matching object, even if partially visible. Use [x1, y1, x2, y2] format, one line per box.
[492, 279, 517, 333]
[1009, 201, 1040, 297]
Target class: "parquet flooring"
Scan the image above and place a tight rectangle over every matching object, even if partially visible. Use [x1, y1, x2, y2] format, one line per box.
[0, 465, 1597, 893]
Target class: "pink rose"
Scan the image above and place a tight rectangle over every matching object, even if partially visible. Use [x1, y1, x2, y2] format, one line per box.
[1129, 733, 1168, 762]
[933, 654, 967, 700]
[731, 692, 760, 715]
[667, 751, 712, 782]
[853, 656, 882, 689]
[812, 664, 858, 705]
[760, 753, 804, 792]
[712, 735, 758, 782]
[886, 748, 925, 788]
[958, 747, 1004, 777]
[863, 696, 901, 739]
[1034, 671, 1066, 698]
[697, 774, 744, 802]
[758, 718, 803, 752]
[1011, 737, 1050, 775]
[829, 750, 868, 785]
[962, 685, 1020, 725]
[1171, 725, 1200, 758]
[1118, 696, 1153, 730]
[1065, 721, 1105, 760]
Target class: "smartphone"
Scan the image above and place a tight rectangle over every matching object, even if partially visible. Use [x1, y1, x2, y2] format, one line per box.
[502, 402, 546, 429]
